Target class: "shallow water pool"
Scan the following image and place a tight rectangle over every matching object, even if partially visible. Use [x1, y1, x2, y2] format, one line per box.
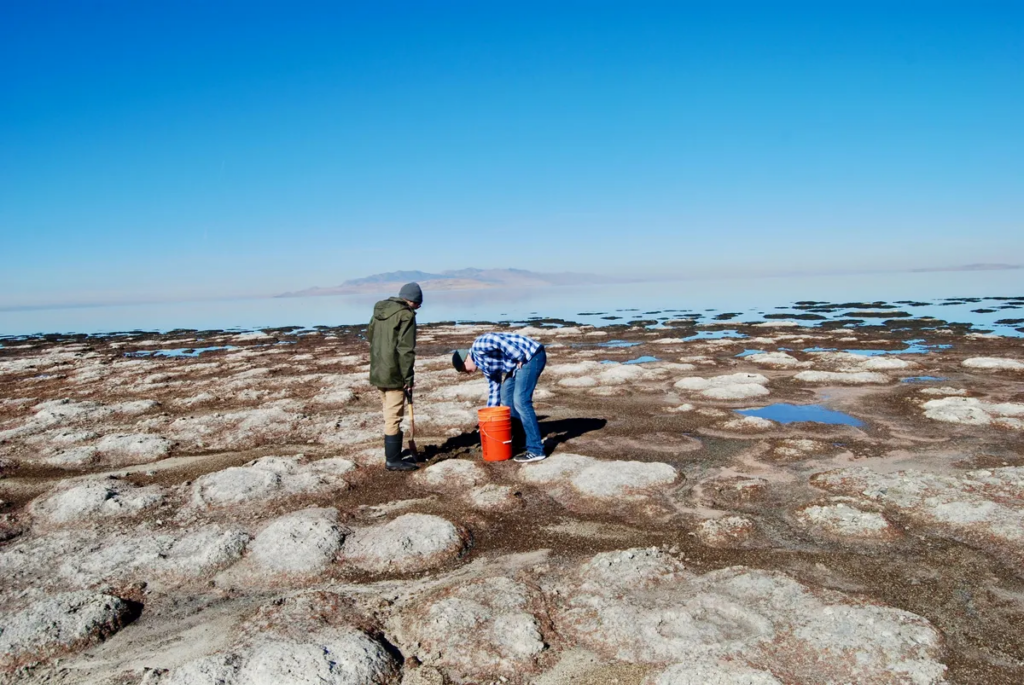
[736, 403, 863, 426]
[126, 345, 238, 358]
[685, 330, 747, 340]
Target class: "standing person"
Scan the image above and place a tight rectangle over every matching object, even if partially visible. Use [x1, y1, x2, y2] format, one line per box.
[367, 282, 423, 471]
[452, 332, 547, 463]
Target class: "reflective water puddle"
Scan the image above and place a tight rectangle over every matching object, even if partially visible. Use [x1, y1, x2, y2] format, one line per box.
[900, 376, 948, 383]
[600, 355, 660, 365]
[685, 330, 747, 340]
[735, 349, 767, 357]
[595, 340, 643, 348]
[127, 346, 238, 358]
[736, 403, 863, 426]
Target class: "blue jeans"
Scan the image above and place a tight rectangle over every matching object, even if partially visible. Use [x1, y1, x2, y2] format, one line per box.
[499, 345, 547, 456]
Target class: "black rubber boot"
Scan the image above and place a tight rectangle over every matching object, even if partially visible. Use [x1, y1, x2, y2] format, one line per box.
[385, 432, 417, 471]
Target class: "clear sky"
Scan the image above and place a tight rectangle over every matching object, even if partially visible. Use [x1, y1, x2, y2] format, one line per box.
[2, 1, 1021, 307]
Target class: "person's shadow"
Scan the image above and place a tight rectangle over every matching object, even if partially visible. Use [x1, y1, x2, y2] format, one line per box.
[538, 416, 607, 454]
[415, 416, 607, 462]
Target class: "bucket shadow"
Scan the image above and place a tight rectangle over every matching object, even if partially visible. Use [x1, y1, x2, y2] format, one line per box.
[415, 417, 607, 462]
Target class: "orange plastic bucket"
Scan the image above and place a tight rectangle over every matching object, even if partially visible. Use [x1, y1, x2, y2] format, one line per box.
[478, 406, 513, 462]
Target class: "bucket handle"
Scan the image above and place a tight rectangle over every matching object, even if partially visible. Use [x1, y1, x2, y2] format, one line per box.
[480, 422, 513, 445]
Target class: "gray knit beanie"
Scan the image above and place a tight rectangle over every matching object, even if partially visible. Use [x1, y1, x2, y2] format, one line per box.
[398, 282, 423, 305]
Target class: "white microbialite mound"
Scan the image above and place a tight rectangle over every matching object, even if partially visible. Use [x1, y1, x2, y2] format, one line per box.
[674, 373, 771, 400]
[812, 466, 1024, 565]
[962, 357, 1024, 372]
[922, 397, 1024, 429]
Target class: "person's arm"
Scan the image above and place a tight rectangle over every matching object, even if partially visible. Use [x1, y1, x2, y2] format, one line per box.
[486, 374, 501, 407]
[366, 315, 375, 345]
[396, 311, 416, 387]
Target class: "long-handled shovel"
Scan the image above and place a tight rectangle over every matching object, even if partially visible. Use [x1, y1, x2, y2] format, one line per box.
[406, 388, 419, 459]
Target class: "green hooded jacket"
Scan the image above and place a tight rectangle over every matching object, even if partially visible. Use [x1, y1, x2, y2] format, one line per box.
[367, 297, 416, 389]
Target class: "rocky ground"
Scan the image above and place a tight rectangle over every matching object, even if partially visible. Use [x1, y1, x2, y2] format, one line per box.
[1, 315, 1023, 684]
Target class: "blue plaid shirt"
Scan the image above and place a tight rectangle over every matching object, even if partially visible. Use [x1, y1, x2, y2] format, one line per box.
[470, 333, 542, 406]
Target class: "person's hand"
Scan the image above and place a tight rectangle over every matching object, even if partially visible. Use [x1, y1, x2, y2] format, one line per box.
[517, 361, 523, 370]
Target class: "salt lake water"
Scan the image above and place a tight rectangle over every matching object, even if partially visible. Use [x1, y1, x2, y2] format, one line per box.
[2, 270, 1022, 337]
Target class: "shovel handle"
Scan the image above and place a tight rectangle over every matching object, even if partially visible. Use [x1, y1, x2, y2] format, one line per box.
[406, 388, 415, 441]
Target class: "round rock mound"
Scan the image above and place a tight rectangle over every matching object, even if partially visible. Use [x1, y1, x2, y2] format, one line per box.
[341, 513, 468, 575]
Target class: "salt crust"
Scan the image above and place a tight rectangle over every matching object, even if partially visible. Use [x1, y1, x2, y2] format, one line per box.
[340, 513, 468, 574]
[142, 619, 401, 685]
[0, 592, 135, 670]
[745, 352, 808, 369]
[29, 480, 165, 525]
[795, 503, 895, 539]
[674, 373, 770, 400]
[189, 455, 355, 510]
[773, 439, 823, 459]
[390, 575, 546, 681]
[414, 459, 488, 491]
[517, 453, 679, 501]
[1, 525, 250, 592]
[813, 466, 1024, 562]
[922, 397, 1024, 428]
[555, 548, 945, 683]
[696, 516, 756, 548]
[249, 508, 345, 575]
[721, 416, 776, 431]
[962, 357, 1024, 371]
[919, 386, 967, 397]
[793, 370, 890, 385]
[466, 484, 521, 512]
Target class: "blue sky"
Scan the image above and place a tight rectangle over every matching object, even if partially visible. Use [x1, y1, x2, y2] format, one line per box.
[2, 1, 1021, 306]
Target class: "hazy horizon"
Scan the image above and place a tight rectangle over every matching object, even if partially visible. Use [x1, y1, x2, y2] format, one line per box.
[3, 2, 1021, 310]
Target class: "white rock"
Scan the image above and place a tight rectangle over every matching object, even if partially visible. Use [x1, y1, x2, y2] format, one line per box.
[696, 516, 756, 548]
[745, 352, 805, 369]
[0, 592, 136, 669]
[721, 416, 776, 431]
[796, 503, 895, 540]
[922, 397, 991, 425]
[249, 508, 344, 575]
[571, 460, 679, 499]
[813, 466, 1024, 565]
[675, 373, 770, 400]
[555, 549, 946, 683]
[341, 513, 467, 574]
[861, 356, 914, 371]
[466, 484, 521, 512]
[919, 386, 967, 396]
[190, 456, 353, 509]
[146, 626, 400, 685]
[962, 357, 1024, 371]
[414, 459, 488, 491]
[94, 433, 174, 465]
[793, 370, 890, 385]
[391, 575, 545, 681]
[30, 480, 164, 525]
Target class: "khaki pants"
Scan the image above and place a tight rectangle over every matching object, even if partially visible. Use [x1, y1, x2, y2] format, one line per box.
[380, 389, 407, 436]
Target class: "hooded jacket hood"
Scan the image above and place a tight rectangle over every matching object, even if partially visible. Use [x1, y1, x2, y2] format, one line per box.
[373, 297, 412, 322]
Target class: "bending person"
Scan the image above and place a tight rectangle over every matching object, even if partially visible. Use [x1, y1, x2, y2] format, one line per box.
[452, 332, 547, 463]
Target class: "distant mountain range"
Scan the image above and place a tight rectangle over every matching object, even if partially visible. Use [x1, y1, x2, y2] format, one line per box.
[276, 268, 631, 297]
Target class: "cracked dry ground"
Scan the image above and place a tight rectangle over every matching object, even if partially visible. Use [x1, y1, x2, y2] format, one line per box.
[1, 319, 1023, 684]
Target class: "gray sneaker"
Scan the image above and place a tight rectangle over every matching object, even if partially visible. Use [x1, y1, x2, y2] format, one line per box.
[513, 452, 547, 464]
